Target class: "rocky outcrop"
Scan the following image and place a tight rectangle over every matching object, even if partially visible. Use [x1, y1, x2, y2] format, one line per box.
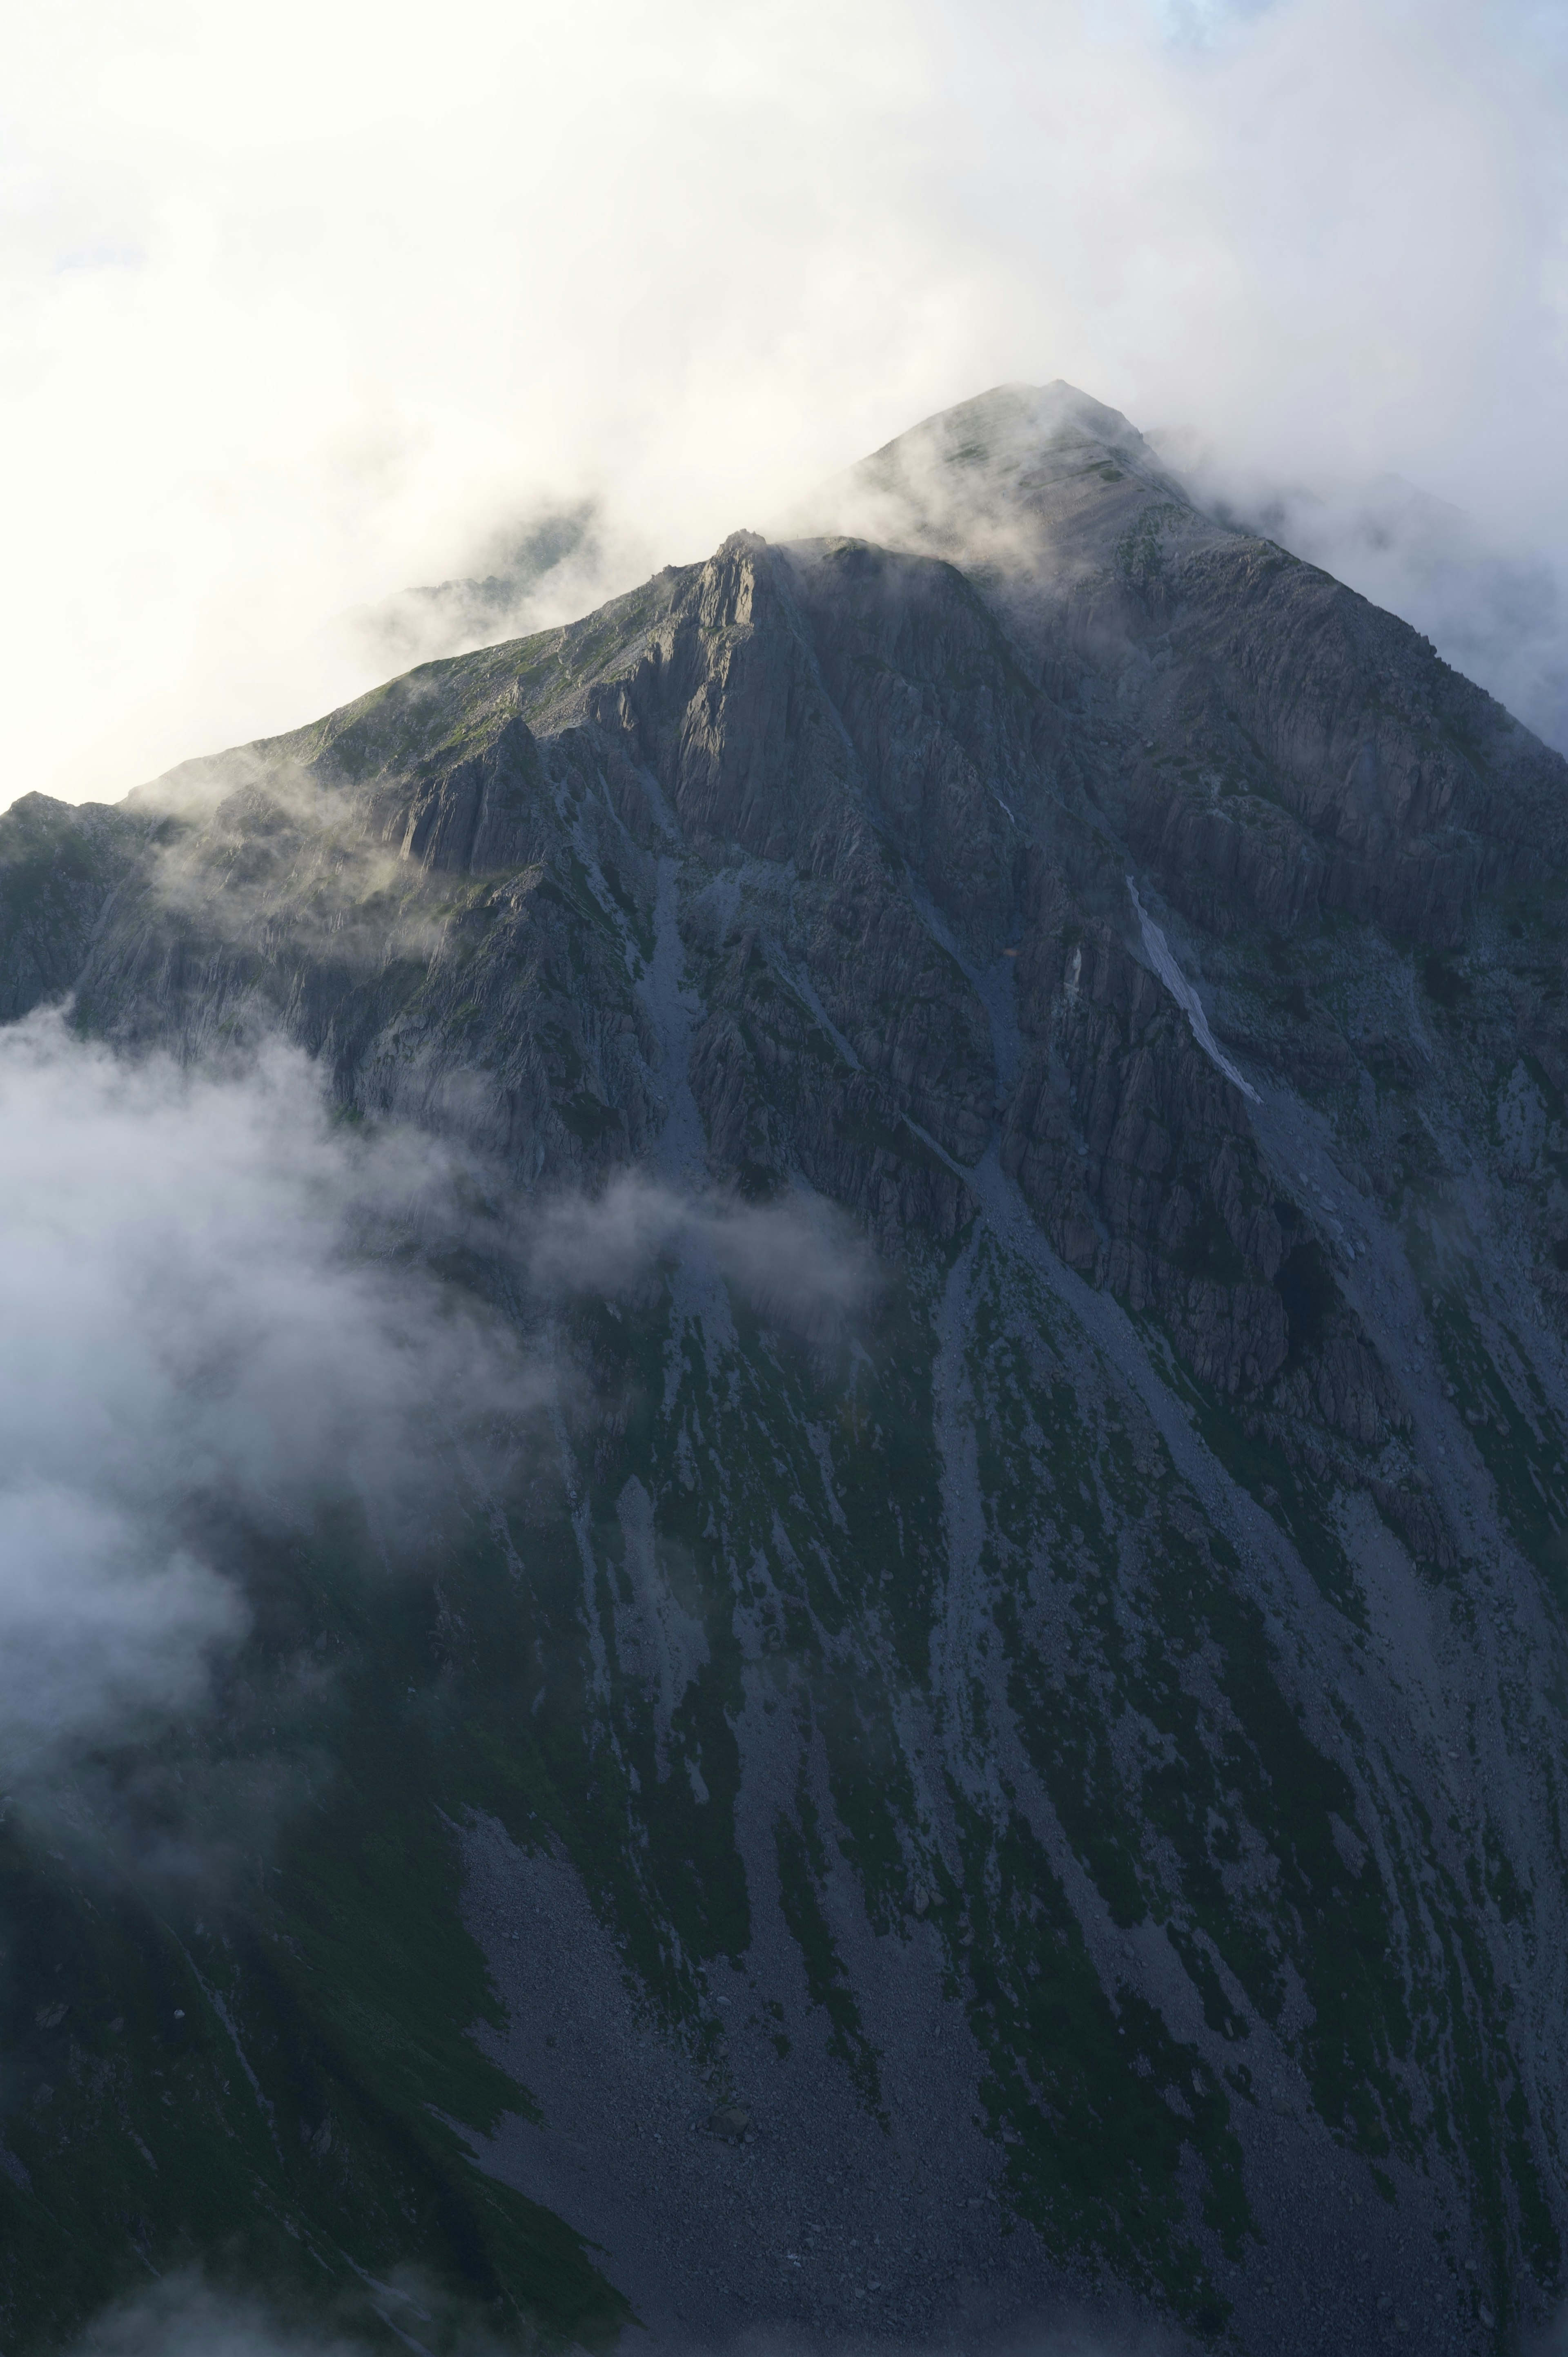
[0, 792, 139, 1020]
[1001, 908, 1409, 1441]
[8, 386, 1568, 2357]
[812, 380, 1568, 950]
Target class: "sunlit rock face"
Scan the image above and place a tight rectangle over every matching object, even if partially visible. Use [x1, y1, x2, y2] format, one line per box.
[3, 386, 1568, 2357]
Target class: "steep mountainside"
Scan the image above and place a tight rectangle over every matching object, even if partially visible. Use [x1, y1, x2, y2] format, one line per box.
[4, 385, 1568, 2357]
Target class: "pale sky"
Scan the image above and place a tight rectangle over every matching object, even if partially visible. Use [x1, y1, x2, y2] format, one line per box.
[2, 0, 1566, 807]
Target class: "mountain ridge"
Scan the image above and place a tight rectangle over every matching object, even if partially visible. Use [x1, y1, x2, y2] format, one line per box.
[2, 386, 1568, 2356]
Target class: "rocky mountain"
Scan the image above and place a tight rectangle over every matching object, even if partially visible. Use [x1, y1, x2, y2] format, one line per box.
[3, 382, 1568, 2357]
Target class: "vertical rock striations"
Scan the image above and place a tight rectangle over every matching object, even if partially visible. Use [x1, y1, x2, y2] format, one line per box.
[3, 385, 1568, 2355]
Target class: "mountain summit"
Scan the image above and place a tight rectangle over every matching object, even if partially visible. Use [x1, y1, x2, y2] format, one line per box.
[793, 376, 1189, 554]
[2, 388, 1566, 2356]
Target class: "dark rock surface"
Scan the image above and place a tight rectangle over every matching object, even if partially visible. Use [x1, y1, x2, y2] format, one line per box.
[4, 384, 1568, 2357]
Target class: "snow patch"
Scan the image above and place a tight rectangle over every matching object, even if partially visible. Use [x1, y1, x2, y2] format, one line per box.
[1127, 879, 1259, 1103]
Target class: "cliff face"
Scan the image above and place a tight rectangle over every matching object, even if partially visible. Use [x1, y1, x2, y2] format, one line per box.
[4, 387, 1568, 2357]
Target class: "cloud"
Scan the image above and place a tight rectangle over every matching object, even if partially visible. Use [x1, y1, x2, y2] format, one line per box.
[69, 2272, 1182, 2357]
[0, 1012, 876, 1803]
[137, 745, 458, 970]
[0, 1011, 528, 1793]
[530, 1173, 878, 1337]
[0, 0, 1564, 806]
[70, 2269, 507, 2357]
[0, 1489, 243, 1782]
[351, 500, 604, 676]
[1150, 435, 1568, 753]
[74, 2280, 358, 2357]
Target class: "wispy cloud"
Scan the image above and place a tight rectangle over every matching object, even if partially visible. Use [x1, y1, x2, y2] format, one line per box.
[0, 1015, 876, 1802]
[529, 1172, 878, 1337]
[70, 2268, 510, 2357]
[350, 500, 602, 675]
[74, 2279, 358, 2357]
[0, 1012, 527, 1794]
[1151, 432, 1568, 751]
[69, 2268, 1186, 2357]
[138, 746, 457, 970]
[0, 0, 1563, 803]
[0, 1490, 243, 1786]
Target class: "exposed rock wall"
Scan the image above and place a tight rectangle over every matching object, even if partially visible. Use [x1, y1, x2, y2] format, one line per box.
[6, 387, 1568, 2354]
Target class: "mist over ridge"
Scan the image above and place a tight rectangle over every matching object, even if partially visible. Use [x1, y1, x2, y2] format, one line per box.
[350, 378, 1568, 766]
[2, 0, 1566, 809]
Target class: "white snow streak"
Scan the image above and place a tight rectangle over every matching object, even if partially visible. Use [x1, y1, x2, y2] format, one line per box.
[1126, 878, 1260, 1103]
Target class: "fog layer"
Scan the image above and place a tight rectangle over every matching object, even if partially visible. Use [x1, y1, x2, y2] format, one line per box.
[0, 1012, 874, 1791]
[0, 1016, 523, 1786]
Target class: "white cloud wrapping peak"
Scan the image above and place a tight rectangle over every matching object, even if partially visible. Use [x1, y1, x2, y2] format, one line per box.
[1, 0, 1565, 803]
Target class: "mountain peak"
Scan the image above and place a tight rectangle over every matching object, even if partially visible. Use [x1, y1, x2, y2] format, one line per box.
[865, 376, 1152, 468]
[786, 377, 1199, 579]
[6, 373, 1568, 2357]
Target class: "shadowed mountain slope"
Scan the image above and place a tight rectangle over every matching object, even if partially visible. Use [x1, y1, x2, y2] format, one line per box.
[4, 386, 1568, 2357]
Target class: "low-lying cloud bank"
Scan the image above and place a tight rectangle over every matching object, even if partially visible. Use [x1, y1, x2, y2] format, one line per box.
[0, 1016, 874, 1799]
[72, 2271, 497, 2357]
[70, 2269, 1192, 2357]
[0, 1013, 526, 1792]
[75, 2279, 360, 2357]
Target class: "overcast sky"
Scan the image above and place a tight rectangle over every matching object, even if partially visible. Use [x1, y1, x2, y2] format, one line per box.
[2, 0, 1566, 806]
